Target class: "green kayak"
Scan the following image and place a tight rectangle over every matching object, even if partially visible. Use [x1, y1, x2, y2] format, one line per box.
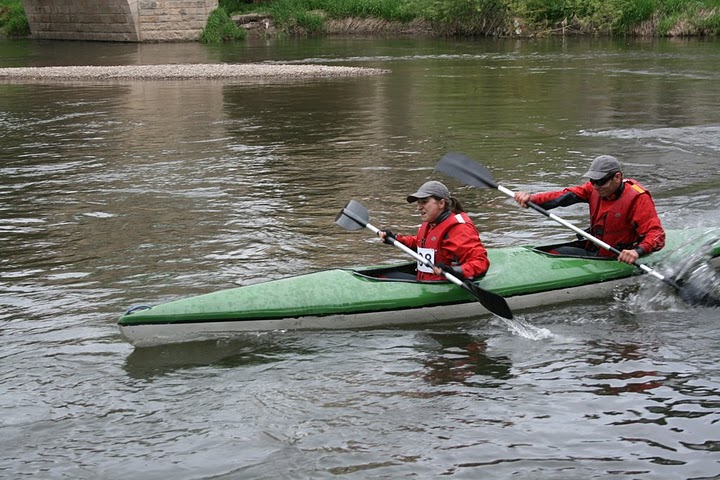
[118, 228, 720, 347]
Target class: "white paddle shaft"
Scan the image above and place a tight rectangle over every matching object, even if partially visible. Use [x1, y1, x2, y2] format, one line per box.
[365, 222, 465, 288]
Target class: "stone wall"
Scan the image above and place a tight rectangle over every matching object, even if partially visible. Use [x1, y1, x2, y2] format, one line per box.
[21, 0, 218, 42]
[138, 0, 217, 42]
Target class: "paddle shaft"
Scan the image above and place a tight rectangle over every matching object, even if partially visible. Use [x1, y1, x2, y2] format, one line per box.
[340, 208, 467, 289]
[495, 185, 667, 282]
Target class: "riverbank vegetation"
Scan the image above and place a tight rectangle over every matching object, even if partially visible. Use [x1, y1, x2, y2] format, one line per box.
[200, 7, 247, 42]
[0, 0, 29, 37]
[218, 0, 720, 38]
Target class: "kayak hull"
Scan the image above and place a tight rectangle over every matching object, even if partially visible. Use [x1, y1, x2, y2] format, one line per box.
[118, 278, 626, 346]
[118, 228, 720, 347]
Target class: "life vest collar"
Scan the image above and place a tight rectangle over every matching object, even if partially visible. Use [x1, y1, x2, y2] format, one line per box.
[604, 181, 625, 201]
[429, 209, 451, 227]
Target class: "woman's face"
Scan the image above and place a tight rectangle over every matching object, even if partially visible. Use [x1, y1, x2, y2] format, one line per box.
[416, 197, 446, 223]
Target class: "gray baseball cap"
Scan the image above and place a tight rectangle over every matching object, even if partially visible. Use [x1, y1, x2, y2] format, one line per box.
[407, 181, 450, 203]
[583, 155, 621, 180]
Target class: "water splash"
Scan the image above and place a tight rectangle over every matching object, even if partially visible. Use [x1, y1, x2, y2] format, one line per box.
[626, 232, 720, 311]
[497, 315, 554, 340]
[675, 258, 720, 307]
[663, 234, 720, 306]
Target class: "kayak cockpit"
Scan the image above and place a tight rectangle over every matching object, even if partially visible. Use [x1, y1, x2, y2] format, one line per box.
[530, 240, 616, 260]
[349, 262, 420, 282]
[349, 240, 613, 283]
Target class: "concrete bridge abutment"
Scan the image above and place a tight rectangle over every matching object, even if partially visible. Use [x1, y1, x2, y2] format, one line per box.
[22, 0, 219, 42]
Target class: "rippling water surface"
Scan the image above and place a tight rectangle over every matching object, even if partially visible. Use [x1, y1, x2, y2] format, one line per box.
[1, 37, 719, 479]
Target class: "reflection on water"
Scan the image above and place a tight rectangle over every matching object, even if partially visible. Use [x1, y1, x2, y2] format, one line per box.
[582, 340, 664, 395]
[419, 332, 512, 387]
[123, 335, 296, 379]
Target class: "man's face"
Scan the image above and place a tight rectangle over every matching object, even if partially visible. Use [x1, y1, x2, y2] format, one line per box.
[591, 171, 621, 198]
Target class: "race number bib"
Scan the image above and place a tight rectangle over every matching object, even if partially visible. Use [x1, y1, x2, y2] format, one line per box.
[416, 247, 435, 273]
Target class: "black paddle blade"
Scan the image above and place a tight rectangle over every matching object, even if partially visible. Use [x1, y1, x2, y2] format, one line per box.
[335, 200, 369, 231]
[670, 258, 720, 307]
[462, 280, 514, 319]
[678, 283, 720, 307]
[651, 236, 720, 307]
[436, 152, 499, 190]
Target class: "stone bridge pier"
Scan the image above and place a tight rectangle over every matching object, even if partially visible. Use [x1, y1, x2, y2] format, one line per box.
[22, 0, 218, 42]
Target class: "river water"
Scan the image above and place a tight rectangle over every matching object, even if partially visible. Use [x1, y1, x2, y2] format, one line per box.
[1, 37, 719, 479]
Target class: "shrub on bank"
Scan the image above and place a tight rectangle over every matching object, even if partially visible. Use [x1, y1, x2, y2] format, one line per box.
[0, 0, 30, 37]
[200, 7, 247, 42]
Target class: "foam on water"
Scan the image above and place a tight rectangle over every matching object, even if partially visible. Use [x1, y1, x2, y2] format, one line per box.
[498, 315, 555, 340]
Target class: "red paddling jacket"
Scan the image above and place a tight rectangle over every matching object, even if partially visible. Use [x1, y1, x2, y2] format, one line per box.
[395, 211, 490, 281]
[530, 179, 665, 257]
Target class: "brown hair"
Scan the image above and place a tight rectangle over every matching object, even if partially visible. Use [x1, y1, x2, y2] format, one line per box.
[434, 196, 465, 214]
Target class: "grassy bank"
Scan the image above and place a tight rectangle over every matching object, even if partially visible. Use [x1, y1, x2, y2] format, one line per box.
[0, 0, 29, 37]
[220, 0, 720, 37]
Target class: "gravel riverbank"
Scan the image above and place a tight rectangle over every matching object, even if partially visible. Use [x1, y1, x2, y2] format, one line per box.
[0, 63, 389, 81]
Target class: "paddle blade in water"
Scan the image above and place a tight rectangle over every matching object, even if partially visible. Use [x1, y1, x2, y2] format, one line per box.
[462, 280, 514, 319]
[659, 236, 720, 307]
[678, 284, 720, 307]
[673, 264, 720, 307]
[335, 200, 369, 231]
[435, 152, 499, 190]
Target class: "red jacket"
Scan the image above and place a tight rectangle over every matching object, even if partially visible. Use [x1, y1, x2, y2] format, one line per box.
[395, 211, 490, 281]
[530, 179, 665, 257]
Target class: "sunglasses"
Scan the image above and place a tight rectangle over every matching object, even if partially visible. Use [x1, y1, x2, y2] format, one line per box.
[590, 171, 617, 186]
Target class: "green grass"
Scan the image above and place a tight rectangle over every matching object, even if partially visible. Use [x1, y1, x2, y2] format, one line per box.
[0, 0, 30, 37]
[220, 0, 420, 34]
[421, 0, 509, 35]
[199, 7, 246, 43]
[687, 6, 720, 34]
[228, 0, 419, 21]
[219, 0, 720, 37]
